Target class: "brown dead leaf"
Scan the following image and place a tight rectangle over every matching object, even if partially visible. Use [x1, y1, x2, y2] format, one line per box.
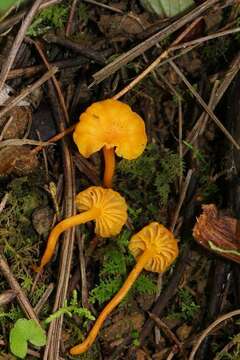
[101, 311, 145, 343]
[0, 106, 31, 140]
[0, 146, 38, 176]
[98, 13, 150, 39]
[176, 324, 192, 341]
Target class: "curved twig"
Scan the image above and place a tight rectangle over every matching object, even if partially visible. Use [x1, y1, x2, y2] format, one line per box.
[189, 309, 240, 360]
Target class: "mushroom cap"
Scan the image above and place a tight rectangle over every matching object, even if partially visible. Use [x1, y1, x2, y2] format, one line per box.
[76, 186, 128, 237]
[73, 99, 147, 159]
[129, 222, 179, 273]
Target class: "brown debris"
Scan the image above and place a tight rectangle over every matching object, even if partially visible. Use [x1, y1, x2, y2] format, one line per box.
[193, 204, 240, 263]
[0, 146, 39, 176]
[0, 106, 31, 140]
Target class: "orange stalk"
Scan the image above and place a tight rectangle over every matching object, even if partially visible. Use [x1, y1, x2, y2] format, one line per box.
[69, 248, 153, 355]
[103, 146, 115, 188]
[35, 207, 100, 272]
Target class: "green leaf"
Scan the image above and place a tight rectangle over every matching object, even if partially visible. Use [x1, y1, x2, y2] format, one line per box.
[140, 0, 195, 17]
[10, 319, 28, 359]
[0, 0, 22, 11]
[25, 320, 46, 347]
[9, 318, 46, 359]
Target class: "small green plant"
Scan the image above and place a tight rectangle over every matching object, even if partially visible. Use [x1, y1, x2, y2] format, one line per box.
[45, 290, 94, 326]
[89, 235, 157, 306]
[178, 288, 200, 321]
[131, 329, 140, 347]
[118, 144, 184, 226]
[215, 333, 240, 359]
[9, 318, 46, 359]
[0, 305, 23, 323]
[27, 4, 69, 37]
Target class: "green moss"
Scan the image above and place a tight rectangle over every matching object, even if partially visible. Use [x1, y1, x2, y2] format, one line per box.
[89, 233, 157, 306]
[0, 177, 48, 277]
[27, 3, 69, 37]
[117, 143, 184, 226]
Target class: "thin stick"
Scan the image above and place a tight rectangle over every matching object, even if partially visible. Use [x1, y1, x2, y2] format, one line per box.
[0, 0, 45, 93]
[31, 125, 75, 155]
[169, 60, 240, 151]
[178, 99, 183, 189]
[184, 52, 240, 152]
[189, 309, 240, 360]
[170, 26, 240, 51]
[34, 283, 55, 316]
[77, 231, 89, 308]
[0, 67, 58, 119]
[66, 0, 78, 36]
[149, 312, 182, 350]
[27, 38, 69, 123]
[0, 254, 39, 324]
[43, 80, 76, 360]
[170, 170, 193, 233]
[0, 138, 51, 149]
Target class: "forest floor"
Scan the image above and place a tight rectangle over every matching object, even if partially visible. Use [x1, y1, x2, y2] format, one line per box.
[0, 1, 240, 359]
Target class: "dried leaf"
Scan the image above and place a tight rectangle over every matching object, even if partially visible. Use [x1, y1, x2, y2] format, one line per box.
[0, 146, 39, 176]
[193, 204, 240, 263]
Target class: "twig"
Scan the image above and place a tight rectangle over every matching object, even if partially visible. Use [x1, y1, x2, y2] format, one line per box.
[76, 231, 89, 308]
[169, 60, 240, 151]
[184, 52, 240, 152]
[178, 99, 183, 188]
[212, 338, 237, 360]
[66, 0, 78, 36]
[0, 193, 8, 214]
[148, 312, 182, 350]
[43, 81, 76, 360]
[0, 138, 51, 149]
[189, 309, 240, 360]
[31, 125, 75, 155]
[140, 245, 190, 344]
[34, 283, 55, 316]
[170, 170, 193, 232]
[26, 38, 69, 123]
[92, 0, 220, 85]
[0, 254, 39, 324]
[170, 27, 240, 51]
[0, 67, 58, 119]
[0, 0, 45, 93]
[83, 0, 123, 13]
[6, 56, 86, 80]
[43, 33, 106, 65]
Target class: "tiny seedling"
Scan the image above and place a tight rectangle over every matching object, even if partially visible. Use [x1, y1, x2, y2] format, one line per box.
[45, 290, 95, 327]
[9, 318, 46, 359]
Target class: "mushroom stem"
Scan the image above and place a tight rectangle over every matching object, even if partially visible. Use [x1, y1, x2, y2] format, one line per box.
[69, 248, 154, 355]
[103, 146, 115, 188]
[35, 207, 100, 272]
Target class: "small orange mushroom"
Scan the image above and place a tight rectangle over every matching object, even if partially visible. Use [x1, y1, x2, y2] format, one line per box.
[73, 99, 147, 188]
[35, 186, 127, 272]
[70, 222, 179, 355]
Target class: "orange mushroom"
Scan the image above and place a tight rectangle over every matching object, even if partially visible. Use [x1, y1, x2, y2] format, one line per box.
[73, 99, 147, 188]
[70, 222, 179, 355]
[35, 186, 127, 272]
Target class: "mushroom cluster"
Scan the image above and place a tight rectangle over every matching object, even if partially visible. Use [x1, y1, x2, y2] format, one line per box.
[36, 99, 179, 356]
